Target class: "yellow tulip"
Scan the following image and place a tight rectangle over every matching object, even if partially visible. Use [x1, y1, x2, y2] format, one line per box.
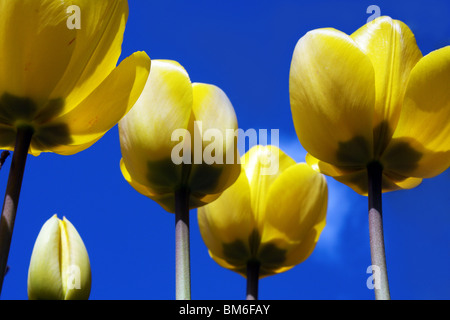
[198, 145, 328, 279]
[0, 0, 150, 294]
[119, 59, 240, 300]
[289, 16, 450, 195]
[119, 59, 240, 213]
[289, 16, 450, 299]
[0, 0, 150, 155]
[0, 0, 150, 156]
[28, 215, 91, 300]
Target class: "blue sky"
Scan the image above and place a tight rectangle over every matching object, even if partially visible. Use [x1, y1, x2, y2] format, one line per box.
[1, 0, 450, 300]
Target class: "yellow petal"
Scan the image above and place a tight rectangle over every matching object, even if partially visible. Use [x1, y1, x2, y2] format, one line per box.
[289, 28, 375, 167]
[51, 0, 129, 110]
[0, 0, 75, 102]
[197, 166, 255, 272]
[119, 59, 192, 193]
[32, 134, 102, 157]
[351, 16, 422, 155]
[305, 153, 361, 177]
[59, 217, 91, 300]
[384, 170, 423, 191]
[202, 250, 247, 277]
[0, 0, 128, 113]
[383, 46, 450, 178]
[191, 83, 238, 138]
[260, 163, 327, 273]
[187, 83, 240, 195]
[120, 158, 173, 211]
[46, 51, 150, 155]
[120, 60, 192, 160]
[120, 159, 217, 213]
[306, 153, 421, 194]
[241, 145, 296, 231]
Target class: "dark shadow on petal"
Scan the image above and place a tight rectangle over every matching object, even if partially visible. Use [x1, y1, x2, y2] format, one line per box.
[382, 138, 423, 173]
[257, 243, 287, 269]
[332, 120, 426, 193]
[33, 123, 72, 148]
[34, 98, 65, 123]
[0, 128, 17, 147]
[336, 136, 371, 164]
[188, 164, 227, 193]
[146, 159, 182, 193]
[0, 93, 37, 123]
[373, 121, 393, 158]
[0, 93, 74, 151]
[222, 237, 252, 267]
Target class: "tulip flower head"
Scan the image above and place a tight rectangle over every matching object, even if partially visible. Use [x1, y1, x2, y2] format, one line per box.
[119, 59, 240, 213]
[119, 59, 240, 300]
[28, 215, 91, 300]
[0, 0, 150, 293]
[290, 16, 450, 299]
[289, 16, 450, 195]
[198, 145, 328, 279]
[0, 0, 151, 156]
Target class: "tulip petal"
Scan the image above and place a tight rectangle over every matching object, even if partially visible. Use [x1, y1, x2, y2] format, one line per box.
[289, 28, 375, 167]
[305, 153, 361, 177]
[202, 251, 247, 277]
[191, 83, 238, 137]
[59, 217, 91, 300]
[384, 170, 423, 191]
[306, 153, 369, 194]
[351, 16, 422, 155]
[261, 163, 327, 272]
[28, 215, 64, 300]
[187, 83, 240, 194]
[120, 59, 192, 158]
[307, 150, 423, 195]
[45, 51, 150, 155]
[0, 0, 128, 111]
[120, 158, 178, 212]
[0, 0, 75, 102]
[383, 46, 450, 178]
[197, 167, 255, 272]
[120, 158, 170, 208]
[119, 59, 192, 193]
[30, 134, 102, 157]
[241, 145, 296, 230]
[51, 0, 129, 109]
[121, 159, 218, 213]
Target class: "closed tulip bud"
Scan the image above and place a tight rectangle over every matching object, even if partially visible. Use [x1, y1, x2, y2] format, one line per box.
[119, 59, 240, 213]
[28, 214, 91, 300]
[198, 145, 328, 279]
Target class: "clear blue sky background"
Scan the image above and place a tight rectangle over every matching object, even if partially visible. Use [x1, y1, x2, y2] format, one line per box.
[1, 0, 450, 300]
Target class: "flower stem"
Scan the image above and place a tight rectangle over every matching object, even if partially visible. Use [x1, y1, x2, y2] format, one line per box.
[246, 260, 260, 300]
[0, 127, 33, 295]
[175, 187, 191, 300]
[367, 162, 390, 300]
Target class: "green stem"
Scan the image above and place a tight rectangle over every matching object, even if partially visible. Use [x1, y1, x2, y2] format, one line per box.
[246, 260, 260, 300]
[175, 188, 191, 300]
[367, 162, 390, 300]
[0, 127, 33, 295]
